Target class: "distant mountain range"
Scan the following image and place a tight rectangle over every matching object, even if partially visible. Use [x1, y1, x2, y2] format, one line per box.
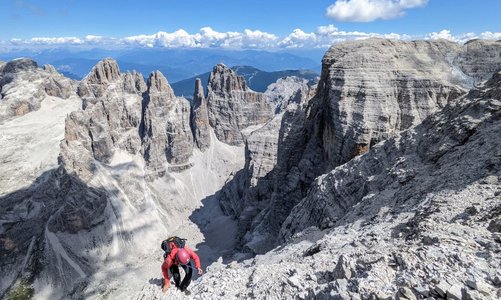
[0, 48, 322, 83]
[170, 65, 319, 98]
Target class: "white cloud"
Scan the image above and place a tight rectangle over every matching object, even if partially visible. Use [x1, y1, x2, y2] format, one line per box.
[124, 30, 198, 48]
[326, 0, 428, 22]
[2, 27, 500, 52]
[29, 37, 84, 44]
[480, 31, 501, 40]
[121, 27, 279, 49]
[425, 29, 456, 41]
[424, 29, 500, 44]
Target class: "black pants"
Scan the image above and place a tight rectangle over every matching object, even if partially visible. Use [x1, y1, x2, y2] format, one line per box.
[169, 261, 193, 291]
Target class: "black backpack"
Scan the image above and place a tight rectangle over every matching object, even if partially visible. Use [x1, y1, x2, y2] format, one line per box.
[161, 236, 186, 258]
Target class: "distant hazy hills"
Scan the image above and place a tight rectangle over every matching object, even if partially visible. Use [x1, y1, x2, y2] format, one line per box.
[171, 65, 319, 98]
[0, 48, 322, 83]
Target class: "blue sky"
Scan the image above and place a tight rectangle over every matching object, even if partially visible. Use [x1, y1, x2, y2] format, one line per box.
[1, 0, 500, 49]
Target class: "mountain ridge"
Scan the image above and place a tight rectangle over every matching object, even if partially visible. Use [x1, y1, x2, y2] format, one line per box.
[0, 38, 500, 299]
[170, 65, 319, 99]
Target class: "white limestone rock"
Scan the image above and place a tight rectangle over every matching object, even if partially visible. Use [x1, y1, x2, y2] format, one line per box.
[206, 64, 273, 146]
[0, 58, 75, 123]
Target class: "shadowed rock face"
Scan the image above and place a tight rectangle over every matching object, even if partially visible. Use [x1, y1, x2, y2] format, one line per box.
[219, 76, 317, 215]
[281, 70, 501, 239]
[142, 71, 193, 171]
[186, 75, 501, 300]
[190, 78, 211, 151]
[206, 64, 273, 145]
[0, 58, 75, 122]
[222, 38, 501, 253]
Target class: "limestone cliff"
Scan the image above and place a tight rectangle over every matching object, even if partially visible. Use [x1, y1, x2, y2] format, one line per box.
[206, 64, 273, 145]
[189, 69, 501, 298]
[142, 71, 193, 173]
[63, 58, 145, 180]
[229, 38, 501, 253]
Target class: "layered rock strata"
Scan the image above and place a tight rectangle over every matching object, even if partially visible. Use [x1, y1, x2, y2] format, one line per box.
[225, 38, 501, 253]
[282, 70, 501, 239]
[139, 61, 501, 300]
[206, 64, 273, 145]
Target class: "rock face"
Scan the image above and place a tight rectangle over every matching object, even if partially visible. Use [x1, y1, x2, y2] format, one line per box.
[222, 38, 501, 253]
[318, 39, 474, 167]
[63, 59, 145, 180]
[219, 76, 317, 252]
[265, 76, 318, 114]
[206, 64, 273, 145]
[0, 58, 75, 122]
[190, 78, 211, 151]
[1, 58, 249, 299]
[142, 71, 193, 173]
[184, 70, 501, 300]
[458, 39, 501, 82]
[246, 77, 317, 186]
[282, 71, 501, 239]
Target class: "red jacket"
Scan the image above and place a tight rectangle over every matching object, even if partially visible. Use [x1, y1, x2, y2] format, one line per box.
[161, 246, 201, 283]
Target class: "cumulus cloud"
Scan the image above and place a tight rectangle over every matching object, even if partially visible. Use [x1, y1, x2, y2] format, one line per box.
[479, 31, 501, 40]
[424, 29, 483, 43]
[121, 28, 279, 49]
[278, 25, 411, 48]
[124, 30, 198, 48]
[326, 0, 428, 22]
[2, 27, 500, 52]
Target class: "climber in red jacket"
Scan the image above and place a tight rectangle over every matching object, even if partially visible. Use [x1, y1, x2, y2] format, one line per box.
[162, 245, 203, 293]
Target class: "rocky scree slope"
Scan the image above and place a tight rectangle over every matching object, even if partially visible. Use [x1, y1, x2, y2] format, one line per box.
[183, 69, 501, 300]
[0, 59, 274, 299]
[220, 38, 501, 254]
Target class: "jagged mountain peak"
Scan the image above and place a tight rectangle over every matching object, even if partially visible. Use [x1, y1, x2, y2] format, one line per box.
[208, 63, 248, 94]
[206, 62, 272, 145]
[147, 70, 175, 97]
[77, 58, 148, 99]
[193, 78, 205, 108]
[1, 39, 500, 300]
[43, 64, 58, 74]
[85, 57, 121, 84]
